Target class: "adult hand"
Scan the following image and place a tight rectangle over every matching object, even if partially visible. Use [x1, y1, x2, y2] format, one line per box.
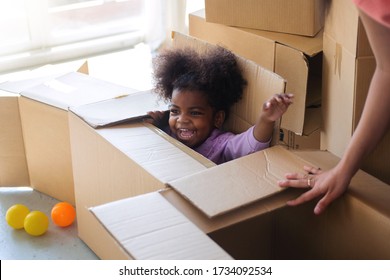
[278, 165, 351, 215]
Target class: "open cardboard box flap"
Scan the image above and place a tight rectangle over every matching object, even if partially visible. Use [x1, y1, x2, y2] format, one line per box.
[90, 192, 233, 260]
[69, 89, 168, 128]
[168, 146, 316, 218]
[0, 60, 89, 94]
[20, 72, 137, 110]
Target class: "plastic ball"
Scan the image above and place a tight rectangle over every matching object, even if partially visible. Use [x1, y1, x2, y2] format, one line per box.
[51, 202, 76, 227]
[24, 211, 49, 236]
[5, 204, 30, 229]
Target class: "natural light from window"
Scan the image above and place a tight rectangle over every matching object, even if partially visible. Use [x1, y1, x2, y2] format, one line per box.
[0, 0, 147, 74]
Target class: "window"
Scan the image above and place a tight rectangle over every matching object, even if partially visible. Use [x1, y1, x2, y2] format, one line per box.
[0, 0, 153, 74]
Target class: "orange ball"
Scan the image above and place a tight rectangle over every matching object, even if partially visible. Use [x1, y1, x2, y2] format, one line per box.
[51, 202, 76, 227]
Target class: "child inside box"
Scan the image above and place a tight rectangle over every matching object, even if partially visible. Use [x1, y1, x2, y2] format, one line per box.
[146, 46, 293, 164]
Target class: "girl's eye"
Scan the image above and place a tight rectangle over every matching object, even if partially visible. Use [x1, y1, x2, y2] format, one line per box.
[190, 111, 203, 116]
[170, 109, 179, 115]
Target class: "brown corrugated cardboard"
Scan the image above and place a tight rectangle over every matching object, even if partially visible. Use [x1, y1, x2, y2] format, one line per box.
[90, 192, 233, 260]
[0, 91, 29, 186]
[168, 146, 312, 218]
[69, 89, 168, 128]
[321, 34, 374, 157]
[280, 128, 321, 150]
[189, 10, 322, 136]
[0, 60, 88, 188]
[91, 147, 390, 259]
[18, 72, 138, 205]
[321, 0, 389, 184]
[323, 0, 372, 57]
[205, 0, 325, 37]
[279, 106, 321, 150]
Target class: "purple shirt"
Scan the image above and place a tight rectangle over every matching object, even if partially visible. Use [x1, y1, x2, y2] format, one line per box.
[194, 127, 270, 164]
[164, 126, 271, 164]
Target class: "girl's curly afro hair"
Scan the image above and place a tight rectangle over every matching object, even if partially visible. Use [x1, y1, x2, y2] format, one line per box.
[152, 46, 247, 119]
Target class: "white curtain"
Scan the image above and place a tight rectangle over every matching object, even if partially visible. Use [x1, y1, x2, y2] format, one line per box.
[0, 0, 205, 75]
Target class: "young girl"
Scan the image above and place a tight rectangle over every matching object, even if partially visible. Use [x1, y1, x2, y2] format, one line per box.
[147, 46, 293, 164]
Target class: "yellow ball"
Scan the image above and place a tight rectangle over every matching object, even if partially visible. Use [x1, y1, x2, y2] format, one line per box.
[24, 211, 49, 236]
[5, 204, 30, 229]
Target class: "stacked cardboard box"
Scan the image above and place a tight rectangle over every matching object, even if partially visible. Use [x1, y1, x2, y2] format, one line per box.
[205, 0, 325, 37]
[189, 6, 323, 150]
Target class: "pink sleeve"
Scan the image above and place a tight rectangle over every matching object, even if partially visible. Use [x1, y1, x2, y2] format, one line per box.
[353, 0, 390, 28]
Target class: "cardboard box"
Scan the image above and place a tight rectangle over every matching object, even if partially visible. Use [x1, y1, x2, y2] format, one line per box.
[69, 33, 287, 259]
[68, 109, 215, 259]
[0, 90, 29, 186]
[0, 60, 88, 187]
[17, 72, 138, 205]
[321, 0, 389, 184]
[90, 192, 233, 260]
[280, 107, 321, 150]
[189, 10, 323, 136]
[280, 128, 321, 151]
[91, 146, 390, 259]
[70, 89, 168, 128]
[205, 0, 325, 37]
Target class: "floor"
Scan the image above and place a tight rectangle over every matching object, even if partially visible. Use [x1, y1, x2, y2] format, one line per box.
[0, 44, 153, 260]
[0, 187, 98, 260]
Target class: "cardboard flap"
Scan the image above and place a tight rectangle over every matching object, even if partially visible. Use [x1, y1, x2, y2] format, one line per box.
[253, 28, 323, 57]
[0, 74, 61, 95]
[90, 192, 233, 260]
[20, 72, 137, 110]
[168, 146, 315, 218]
[0, 60, 88, 94]
[95, 123, 213, 182]
[69, 90, 168, 128]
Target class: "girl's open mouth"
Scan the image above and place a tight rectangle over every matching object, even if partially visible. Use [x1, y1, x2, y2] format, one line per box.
[177, 128, 195, 140]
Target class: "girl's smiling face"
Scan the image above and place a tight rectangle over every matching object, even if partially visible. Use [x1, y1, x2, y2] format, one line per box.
[169, 88, 224, 148]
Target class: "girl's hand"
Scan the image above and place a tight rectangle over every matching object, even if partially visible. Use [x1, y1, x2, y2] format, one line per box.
[262, 93, 294, 122]
[145, 110, 168, 127]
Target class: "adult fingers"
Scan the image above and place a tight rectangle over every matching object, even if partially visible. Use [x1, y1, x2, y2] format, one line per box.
[303, 165, 322, 175]
[278, 177, 313, 189]
[286, 188, 320, 207]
